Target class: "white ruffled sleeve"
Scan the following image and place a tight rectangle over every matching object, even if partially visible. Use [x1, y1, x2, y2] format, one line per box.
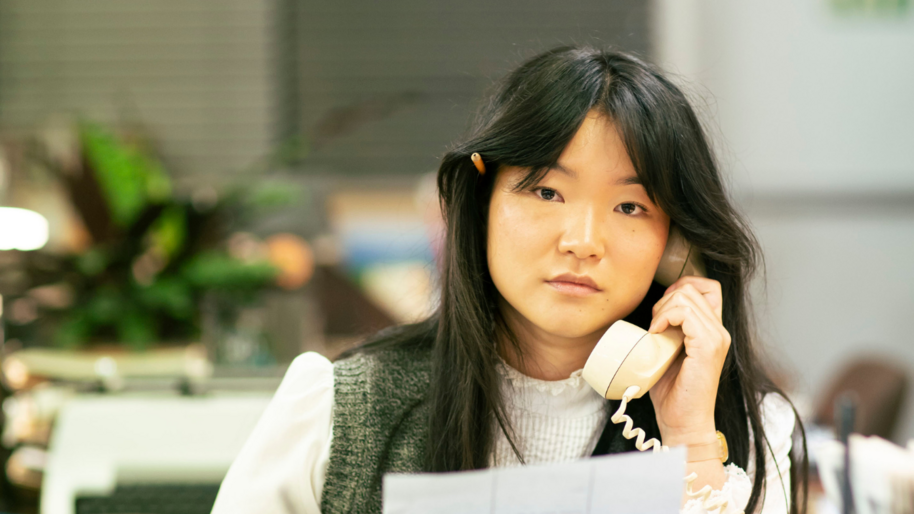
[211, 352, 334, 514]
[681, 393, 796, 514]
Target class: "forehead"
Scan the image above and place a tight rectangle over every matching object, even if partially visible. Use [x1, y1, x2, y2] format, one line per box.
[557, 112, 636, 182]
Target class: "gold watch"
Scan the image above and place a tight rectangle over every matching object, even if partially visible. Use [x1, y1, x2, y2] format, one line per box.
[686, 431, 728, 463]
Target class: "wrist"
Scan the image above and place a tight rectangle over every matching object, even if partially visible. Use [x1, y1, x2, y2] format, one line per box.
[659, 422, 718, 447]
[686, 431, 728, 463]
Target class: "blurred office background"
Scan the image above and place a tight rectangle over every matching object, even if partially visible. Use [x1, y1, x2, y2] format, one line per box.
[0, 0, 911, 512]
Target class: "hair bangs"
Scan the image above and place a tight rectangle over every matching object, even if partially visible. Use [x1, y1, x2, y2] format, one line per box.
[463, 47, 610, 190]
[597, 64, 688, 222]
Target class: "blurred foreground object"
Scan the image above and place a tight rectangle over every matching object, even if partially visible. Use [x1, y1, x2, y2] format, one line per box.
[0, 207, 49, 252]
[41, 393, 271, 514]
[264, 234, 314, 290]
[2, 385, 75, 449]
[6, 445, 45, 491]
[815, 434, 914, 514]
[2, 344, 211, 391]
[814, 357, 908, 440]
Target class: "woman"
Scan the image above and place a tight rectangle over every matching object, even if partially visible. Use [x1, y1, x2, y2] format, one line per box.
[212, 46, 807, 514]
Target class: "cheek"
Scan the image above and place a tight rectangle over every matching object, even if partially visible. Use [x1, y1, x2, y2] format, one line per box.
[607, 224, 669, 283]
[487, 197, 555, 293]
[489, 201, 543, 258]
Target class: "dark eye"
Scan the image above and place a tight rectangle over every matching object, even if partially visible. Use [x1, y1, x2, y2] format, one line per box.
[535, 187, 560, 201]
[617, 203, 645, 216]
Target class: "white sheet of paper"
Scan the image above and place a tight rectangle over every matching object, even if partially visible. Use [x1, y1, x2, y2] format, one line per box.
[383, 447, 686, 514]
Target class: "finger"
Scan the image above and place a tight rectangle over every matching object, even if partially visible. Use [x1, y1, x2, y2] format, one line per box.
[650, 306, 714, 355]
[651, 284, 718, 334]
[653, 284, 719, 330]
[649, 303, 716, 341]
[664, 276, 723, 320]
[651, 306, 729, 360]
[665, 276, 723, 318]
[651, 290, 731, 353]
[651, 306, 731, 357]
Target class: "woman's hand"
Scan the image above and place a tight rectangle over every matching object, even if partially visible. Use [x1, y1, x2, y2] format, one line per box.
[646, 276, 731, 447]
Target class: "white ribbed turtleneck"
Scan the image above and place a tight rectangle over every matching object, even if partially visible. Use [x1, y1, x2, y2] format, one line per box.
[491, 359, 608, 467]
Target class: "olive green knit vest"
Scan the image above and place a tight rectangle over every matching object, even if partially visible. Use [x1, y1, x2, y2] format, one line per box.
[319, 347, 433, 514]
[319, 347, 654, 514]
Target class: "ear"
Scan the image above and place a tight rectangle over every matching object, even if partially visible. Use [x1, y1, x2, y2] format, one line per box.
[653, 225, 706, 286]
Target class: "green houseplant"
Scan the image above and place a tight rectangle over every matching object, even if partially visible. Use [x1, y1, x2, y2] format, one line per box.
[3, 121, 292, 352]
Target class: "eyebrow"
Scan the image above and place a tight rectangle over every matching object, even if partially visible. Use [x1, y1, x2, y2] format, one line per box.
[550, 163, 577, 178]
[549, 163, 642, 186]
[615, 175, 642, 186]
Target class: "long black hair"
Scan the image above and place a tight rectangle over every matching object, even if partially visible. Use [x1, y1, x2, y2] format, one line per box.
[348, 46, 807, 514]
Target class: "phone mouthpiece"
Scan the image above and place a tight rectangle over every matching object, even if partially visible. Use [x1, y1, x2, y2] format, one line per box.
[583, 320, 684, 401]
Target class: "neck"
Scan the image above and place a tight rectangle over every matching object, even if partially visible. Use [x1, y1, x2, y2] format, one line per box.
[497, 297, 606, 381]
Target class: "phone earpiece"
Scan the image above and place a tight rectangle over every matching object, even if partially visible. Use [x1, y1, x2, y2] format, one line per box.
[654, 225, 706, 286]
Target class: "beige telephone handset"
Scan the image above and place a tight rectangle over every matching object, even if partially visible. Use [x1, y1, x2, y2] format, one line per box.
[583, 226, 732, 512]
[582, 225, 705, 405]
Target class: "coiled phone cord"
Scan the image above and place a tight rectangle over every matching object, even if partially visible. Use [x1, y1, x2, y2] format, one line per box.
[610, 385, 666, 453]
[612, 385, 739, 514]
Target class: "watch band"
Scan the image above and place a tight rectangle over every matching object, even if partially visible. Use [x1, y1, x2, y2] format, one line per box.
[686, 431, 729, 463]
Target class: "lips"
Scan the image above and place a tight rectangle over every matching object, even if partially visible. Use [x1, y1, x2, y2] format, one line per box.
[546, 273, 602, 296]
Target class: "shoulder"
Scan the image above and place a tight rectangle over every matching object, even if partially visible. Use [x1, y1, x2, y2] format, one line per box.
[212, 352, 334, 514]
[758, 392, 796, 443]
[332, 321, 436, 392]
[283, 352, 334, 391]
[333, 344, 433, 402]
[269, 351, 335, 433]
[334, 343, 433, 373]
[264, 352, 335, 413]
[333, 319, 436, 373]
[743, 392, 797, 484]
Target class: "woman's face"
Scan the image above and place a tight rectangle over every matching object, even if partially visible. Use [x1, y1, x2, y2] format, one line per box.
[487, 112, 671, 345]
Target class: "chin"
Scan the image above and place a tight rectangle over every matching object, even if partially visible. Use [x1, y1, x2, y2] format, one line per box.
[530, 313, 613, 340]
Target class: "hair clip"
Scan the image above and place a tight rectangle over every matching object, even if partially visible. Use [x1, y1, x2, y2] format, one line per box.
[471, 152, 486, 175]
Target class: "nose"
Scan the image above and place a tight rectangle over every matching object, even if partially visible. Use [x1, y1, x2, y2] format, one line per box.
[557, 205, 605, 260]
